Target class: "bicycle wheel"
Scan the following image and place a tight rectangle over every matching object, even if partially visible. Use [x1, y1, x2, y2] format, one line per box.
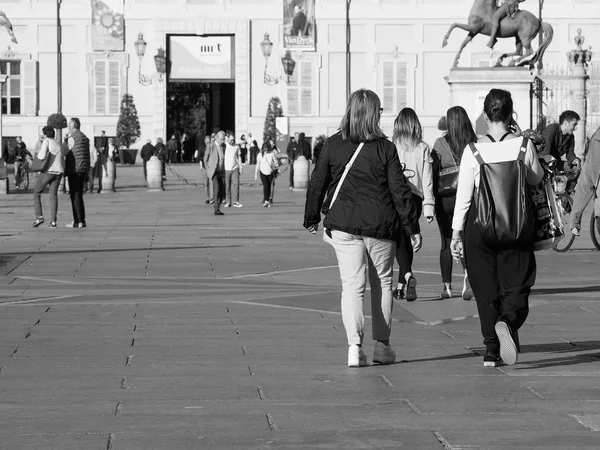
[23, 171, 29, 190]
[553, 194, 575, 252]
[591, 213, 600, 251]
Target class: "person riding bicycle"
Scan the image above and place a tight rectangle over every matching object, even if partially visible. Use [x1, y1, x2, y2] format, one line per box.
[539, 111, 581, 194]
[570, 126, 600, 236]
[14, 136, 32, 187]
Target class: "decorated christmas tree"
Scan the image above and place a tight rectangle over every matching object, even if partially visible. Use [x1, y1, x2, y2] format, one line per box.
[116, 94, 141, 149]
[263, 96, 283, 144]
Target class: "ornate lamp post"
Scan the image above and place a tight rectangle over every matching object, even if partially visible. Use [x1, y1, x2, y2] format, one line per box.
[567, 29, 593, 160]
[134, 32, 166, 86]
[260, 33, 296, 85]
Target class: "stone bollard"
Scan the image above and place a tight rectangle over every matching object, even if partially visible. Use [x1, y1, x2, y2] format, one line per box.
[101, 158, 116, 193]
[292, 155, 310, 190]
[146, 155, 164, 191]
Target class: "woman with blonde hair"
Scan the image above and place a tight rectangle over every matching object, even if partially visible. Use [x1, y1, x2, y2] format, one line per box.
[304, 89, 421, 367]
[392, 108, 434, 301]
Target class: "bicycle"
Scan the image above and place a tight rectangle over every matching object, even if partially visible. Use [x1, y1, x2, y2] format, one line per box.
[14, 157, 30, 191]
[550, 164, 581, 252]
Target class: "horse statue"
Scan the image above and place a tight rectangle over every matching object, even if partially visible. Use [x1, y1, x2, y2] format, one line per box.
[442, 0, 553, 68]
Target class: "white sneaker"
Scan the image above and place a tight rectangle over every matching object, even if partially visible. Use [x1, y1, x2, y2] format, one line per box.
[223, 202, 231, 208]
[348, 344, 367, 367]
[233, 202, 243, 208]
[373, 342, 396, 365]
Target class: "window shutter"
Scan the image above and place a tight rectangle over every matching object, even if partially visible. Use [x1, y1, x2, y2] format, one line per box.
[300, 61, 313, 116]
[382, 61, 394, 111]
[94, 61, 107, 115]
[395, 61, 407, 111]
[287, 64, 299, 116]
[21, 60, 37, 116]
[108, 60, 120, 115]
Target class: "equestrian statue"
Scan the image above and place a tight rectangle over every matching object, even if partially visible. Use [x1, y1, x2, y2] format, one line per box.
[0, 11, 18, 45]
[442, 0, 553, 68]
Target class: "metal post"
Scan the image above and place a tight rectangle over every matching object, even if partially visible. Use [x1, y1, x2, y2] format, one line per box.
[57, 0, 62, 118]
[346, 0, 351, 99]
[538, 0, 544, 71]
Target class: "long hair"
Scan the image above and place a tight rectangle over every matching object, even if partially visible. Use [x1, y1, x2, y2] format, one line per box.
[339, 89, 386, 143]
[392, 107, 422, 151]
[446, 106, 477, 160]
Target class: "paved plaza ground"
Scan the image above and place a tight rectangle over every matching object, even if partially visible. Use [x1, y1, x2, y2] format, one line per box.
[0, 162, 599, 449]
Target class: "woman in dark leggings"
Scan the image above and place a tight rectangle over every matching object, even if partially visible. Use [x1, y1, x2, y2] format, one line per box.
[432, 106, 477, 300]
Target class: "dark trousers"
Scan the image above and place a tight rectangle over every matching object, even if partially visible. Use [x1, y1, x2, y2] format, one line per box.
[289, 160, 295, 188]
[435, 195, 465, 283]
[68, 172, 87, 224]
[260, 172, 274, 202]
[396, 195, 422, 282]
[143, 159, 150, 181]
[212, 171, 226, 211]
[33, 173, 62, 223]
[464, 205, 536, 353]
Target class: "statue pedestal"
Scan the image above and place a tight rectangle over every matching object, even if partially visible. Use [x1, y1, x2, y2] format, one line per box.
[445, 68, 534, 135]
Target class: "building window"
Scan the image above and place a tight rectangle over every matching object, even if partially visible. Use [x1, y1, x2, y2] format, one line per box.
[381, 60, 407, 114]
[287, 59, 314, 116]
[0, 60, 21, 115]
[93, 60, 121, 115]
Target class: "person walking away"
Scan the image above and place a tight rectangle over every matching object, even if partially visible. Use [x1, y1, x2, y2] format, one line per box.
[298, 132, 312, 161]
[63, 118, 91, 228]
[392, 108, 435, 301]
[239, 134, 248, 165]
[248, 133, 259, 165]
[256, 140, 278, 207]
[286, 133, 300, 189]
[13, 136, 32, 188]
[304, 89, 422, 367]
[154, 137, 167, 181]
[32, 126, 64, 228]
[200, 136, 213, 203]
[140, 139, 156, 181]
[204, 131, 226, 215]
[87, 141, 100, 193]
[451, 89, 543, 367]
[223, 131, 243, 208]
[571, 126, 600, 235]
[166, 135, 178, 164]
[432, 106, 477, 300]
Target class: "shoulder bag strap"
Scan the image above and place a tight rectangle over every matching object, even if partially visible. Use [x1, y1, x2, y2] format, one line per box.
[517, 136, 529, 163]
[328, 142, 365, 209]
[469, 142, 485, 166]
[486, 134, 496, 143]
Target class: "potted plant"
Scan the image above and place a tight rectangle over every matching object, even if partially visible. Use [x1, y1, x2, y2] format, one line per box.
[115, 94, 141, 164]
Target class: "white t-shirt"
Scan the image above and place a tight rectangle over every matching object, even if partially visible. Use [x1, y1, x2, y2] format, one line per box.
[256, 151, 277, 176]
[224, 143, 240, 171]
[452, 137, 544, 231]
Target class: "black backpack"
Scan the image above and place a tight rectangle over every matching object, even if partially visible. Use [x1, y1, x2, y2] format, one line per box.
[469, 135, 534, 248]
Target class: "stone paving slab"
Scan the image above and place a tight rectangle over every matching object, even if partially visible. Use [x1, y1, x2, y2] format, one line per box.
[0, 164, 600, 448]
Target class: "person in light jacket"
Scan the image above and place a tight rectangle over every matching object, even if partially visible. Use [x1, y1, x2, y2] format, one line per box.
[571, 126, 600, 235]
[392, 107, 435, 302]
[304, 89, 422, 368]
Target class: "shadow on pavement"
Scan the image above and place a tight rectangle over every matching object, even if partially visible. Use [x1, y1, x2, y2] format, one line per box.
[0, 245, 240, 256]
[532, 285, 600, 295]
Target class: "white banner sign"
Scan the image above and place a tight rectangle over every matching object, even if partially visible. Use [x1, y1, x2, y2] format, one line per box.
[169, 35, 234, 82]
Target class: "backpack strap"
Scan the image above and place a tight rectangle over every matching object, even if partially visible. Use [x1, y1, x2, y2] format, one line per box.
[517, 136, 529, 163]
[486, 134, 496, 143]
[499, 132, 512, 142]
[469, 143, 485, 166]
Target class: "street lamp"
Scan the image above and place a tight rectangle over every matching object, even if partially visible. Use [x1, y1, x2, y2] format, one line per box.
[260, 33, 296, 85]
[134, 32, 166, 86]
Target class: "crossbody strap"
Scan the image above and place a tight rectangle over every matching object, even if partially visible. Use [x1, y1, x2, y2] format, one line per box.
[328, 142, 365, 210]
[469, 142, 485, 166]
[517, 136, 529, 163]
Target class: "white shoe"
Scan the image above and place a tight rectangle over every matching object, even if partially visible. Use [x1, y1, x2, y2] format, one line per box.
[373, 342, 396, 365]
[223, 202, 231, 208]
[233, 202, 243, 208]
[348, 344, 367, 367]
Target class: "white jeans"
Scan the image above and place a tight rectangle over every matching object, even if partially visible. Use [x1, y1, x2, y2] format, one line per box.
[325, 230, 396, 346]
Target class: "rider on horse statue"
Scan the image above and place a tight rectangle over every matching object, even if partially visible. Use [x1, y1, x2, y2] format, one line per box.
[488, 0, 526, 48]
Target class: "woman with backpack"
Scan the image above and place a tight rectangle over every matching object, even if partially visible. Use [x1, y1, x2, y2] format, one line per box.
[392, 108, 435, 302]
[451, 89, 543, 367]
[432, 106, 477, 300]
[304, 89, 421, 367]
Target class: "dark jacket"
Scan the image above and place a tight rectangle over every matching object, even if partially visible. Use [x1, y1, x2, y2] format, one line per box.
[64, 129, 90, 175]
[141, 143, 155, 162]
[155, 142, 167, 161]
[541, 123, 577, 167]
[286, 140, 301, 161]
[298, 138, 312, 161]
[303, 133, 420, 240]
[313, 141, 324, 163]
